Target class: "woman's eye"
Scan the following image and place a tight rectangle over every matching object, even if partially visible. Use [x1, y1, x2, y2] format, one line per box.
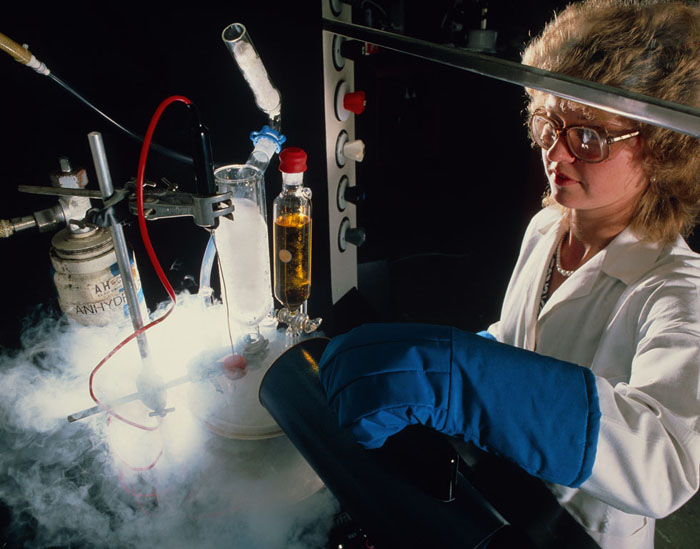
[576, 128, 599, 150]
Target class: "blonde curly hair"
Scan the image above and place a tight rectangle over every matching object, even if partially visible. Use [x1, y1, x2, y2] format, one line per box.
[522, 0, 700, 243]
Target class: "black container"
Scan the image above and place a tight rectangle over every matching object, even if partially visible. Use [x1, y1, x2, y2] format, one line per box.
[259, 337, 520, 549]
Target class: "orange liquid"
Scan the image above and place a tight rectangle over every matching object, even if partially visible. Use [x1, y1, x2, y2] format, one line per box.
[274, 213, 311, 311]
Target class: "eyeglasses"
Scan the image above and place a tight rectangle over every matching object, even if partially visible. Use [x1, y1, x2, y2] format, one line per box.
[529, 111, 640, 163]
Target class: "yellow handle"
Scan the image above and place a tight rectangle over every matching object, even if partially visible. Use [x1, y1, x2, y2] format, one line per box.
[0, 32, 32, 64]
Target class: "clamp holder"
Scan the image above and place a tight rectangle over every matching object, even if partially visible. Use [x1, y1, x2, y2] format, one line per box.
[127, 188, 234, 228]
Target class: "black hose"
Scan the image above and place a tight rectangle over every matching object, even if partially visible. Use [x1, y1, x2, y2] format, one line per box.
[48, 71, 193, 165]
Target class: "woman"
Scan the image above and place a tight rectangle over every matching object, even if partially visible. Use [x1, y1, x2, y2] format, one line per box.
[318, 1, 700, 547]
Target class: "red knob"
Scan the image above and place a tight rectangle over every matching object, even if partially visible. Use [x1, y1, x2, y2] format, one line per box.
[343, 91, 366, 115]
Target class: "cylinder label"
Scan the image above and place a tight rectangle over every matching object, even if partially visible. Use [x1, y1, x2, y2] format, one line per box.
[53, 261, 145, 327]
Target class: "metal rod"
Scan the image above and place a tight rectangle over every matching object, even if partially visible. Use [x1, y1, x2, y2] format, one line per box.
[88, 132, 116, 197]
[17, 185, 103, 199]
[322, 19, 700, 138]
[67, 373, 191, 422]
[66, 353, 229, 423]
[87, 131, 150, 360]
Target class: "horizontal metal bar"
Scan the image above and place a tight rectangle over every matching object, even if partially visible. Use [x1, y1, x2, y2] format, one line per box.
[323, 19, 700, 138]
[17, 185, 103, 198]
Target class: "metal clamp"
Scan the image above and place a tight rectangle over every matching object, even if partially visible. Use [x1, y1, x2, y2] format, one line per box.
[127, 188, 234, 228]
[16, 182, 234, 230]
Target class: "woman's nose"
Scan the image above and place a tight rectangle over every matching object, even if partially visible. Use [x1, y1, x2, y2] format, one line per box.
[545, 134, 576, 163]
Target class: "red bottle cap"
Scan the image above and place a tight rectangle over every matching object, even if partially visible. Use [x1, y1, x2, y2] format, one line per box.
[279, 147, 307, 173]
[343, 91, 366, 115]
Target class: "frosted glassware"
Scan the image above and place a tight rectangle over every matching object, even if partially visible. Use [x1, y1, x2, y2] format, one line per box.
[213, 164, 273, 329]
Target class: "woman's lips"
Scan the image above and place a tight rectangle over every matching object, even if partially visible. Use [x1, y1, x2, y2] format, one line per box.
[553, 172, 579, 186]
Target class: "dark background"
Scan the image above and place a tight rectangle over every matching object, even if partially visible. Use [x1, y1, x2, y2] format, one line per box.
[0, 0, 571, 348]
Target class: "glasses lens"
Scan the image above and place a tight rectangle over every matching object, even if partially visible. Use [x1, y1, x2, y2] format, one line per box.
[530, 115, 557, 149]
[567, 127, 605, 162]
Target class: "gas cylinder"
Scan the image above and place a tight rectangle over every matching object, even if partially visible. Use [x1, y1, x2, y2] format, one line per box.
[50, 226, 147, 327]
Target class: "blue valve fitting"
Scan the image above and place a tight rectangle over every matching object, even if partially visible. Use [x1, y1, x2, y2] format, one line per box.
[250, 125, 286, 153]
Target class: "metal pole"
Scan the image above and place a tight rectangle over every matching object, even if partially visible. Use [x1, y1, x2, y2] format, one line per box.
[322, 19, 700, 138]
[87, 131, 150, 360]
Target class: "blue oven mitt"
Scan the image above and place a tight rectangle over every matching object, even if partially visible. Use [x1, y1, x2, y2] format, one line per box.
[318, 323, 600, 488]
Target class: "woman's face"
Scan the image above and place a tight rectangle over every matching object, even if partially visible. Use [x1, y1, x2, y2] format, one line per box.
[540, 97, 647, 220]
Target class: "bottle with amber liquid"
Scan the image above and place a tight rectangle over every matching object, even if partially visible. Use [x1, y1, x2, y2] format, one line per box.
[273, 147, 312, 314]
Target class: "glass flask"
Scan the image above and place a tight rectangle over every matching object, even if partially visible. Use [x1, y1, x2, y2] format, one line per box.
[213, 164, 273, 330]
[273, 148, 312, 315]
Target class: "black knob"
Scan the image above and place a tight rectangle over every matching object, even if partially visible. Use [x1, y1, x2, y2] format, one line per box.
[340, 39, 368, 61]
[345, 227, 366, 247]
[344, 185, 366, 205]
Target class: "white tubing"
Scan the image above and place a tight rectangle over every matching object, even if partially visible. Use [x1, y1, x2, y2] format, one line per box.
[199, 233, 217, 293]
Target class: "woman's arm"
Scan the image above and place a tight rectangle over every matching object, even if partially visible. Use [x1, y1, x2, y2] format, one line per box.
[581, 279, 700, 517]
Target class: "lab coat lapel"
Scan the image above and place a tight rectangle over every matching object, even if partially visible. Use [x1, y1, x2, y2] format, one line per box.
[538, 251, 606, 319]
[521, 216, 565, 349]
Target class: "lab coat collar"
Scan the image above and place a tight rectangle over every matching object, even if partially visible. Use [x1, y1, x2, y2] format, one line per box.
[600, 227, 664, 286]
[536, 211, 664, 287]
[536, 212, 663, 320]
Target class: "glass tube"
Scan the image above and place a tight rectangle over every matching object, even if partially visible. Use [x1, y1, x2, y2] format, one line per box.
[221, 23, 282, 127]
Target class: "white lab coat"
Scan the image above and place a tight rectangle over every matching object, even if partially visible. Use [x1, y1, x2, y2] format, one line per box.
[488, 206, 700, 548]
